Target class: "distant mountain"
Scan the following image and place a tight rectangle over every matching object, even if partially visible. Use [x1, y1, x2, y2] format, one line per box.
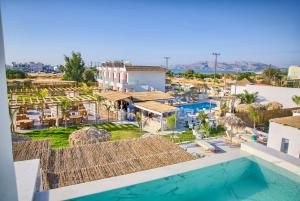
[169, 61, 283, 73]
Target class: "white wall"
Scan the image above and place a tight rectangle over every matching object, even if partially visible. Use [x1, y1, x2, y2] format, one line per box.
[231, 85, 300, 108]
[0, 10, 19, 201]
[267, 122, 300, 158]
[128, 71, 166, 92]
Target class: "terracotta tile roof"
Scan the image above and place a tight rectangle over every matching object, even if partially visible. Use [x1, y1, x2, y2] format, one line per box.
[270, 116, 300, 129]
[125, 65, 167, 72]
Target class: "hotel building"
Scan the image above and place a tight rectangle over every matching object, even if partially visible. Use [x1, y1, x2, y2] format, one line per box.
[97, 61, 167, 92]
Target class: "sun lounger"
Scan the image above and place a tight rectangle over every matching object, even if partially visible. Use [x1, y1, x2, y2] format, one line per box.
[224, 135, 244, 146]
[195, 139, 215, 152]
[240, 134, 256, 142]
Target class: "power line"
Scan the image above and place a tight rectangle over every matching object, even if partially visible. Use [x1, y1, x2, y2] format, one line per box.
[212, 52, 221, 84]
[164, 57, 170, 69]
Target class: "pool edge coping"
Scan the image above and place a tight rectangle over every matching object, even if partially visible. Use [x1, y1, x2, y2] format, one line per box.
[34, 150, 247, 201]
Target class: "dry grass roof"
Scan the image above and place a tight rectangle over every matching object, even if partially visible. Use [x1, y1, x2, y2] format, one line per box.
[293, 109, 300, 113]
[270, 116, 300, 129]
[98, 91, 132, 101]
[13, 136, 195, 190]
[128, 91, 174, 101]
[13, 140, 51, 170]
[236, 78, 252, 86]
[135, 101, 178, 114]
[125, 66, 167, 72]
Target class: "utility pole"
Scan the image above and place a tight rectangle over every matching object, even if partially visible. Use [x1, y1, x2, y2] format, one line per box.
[212, 53, 220, 84]
[164, 57, 170, 69]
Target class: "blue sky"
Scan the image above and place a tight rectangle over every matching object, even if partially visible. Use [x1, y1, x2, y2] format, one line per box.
[2, 0, 300, 67]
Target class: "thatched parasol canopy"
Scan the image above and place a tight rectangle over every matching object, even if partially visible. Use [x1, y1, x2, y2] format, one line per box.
[236, 103, 265, 112]
[69, 127, 111, 146]
[265, 101, 283, 110]
[251, 102, 265, 110]
[223, 115, 246, 130]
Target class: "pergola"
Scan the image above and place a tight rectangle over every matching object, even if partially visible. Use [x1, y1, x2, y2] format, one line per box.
[134, 101, 179, 131]
[9, 94, 98, 127]
[9, 86, 101, 96]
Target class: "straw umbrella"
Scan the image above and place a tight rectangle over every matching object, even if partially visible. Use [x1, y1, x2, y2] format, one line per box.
[223, 115, 246, 133]
[265, 101, 283, 110]
[69, 127, 111, 146]
[251, 103, 265, 110]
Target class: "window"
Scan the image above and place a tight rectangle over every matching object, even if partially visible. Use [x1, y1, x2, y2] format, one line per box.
[280, 138, 289, 154]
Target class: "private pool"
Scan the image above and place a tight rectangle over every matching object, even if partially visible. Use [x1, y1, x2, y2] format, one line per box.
[176, 101, 217, 112]
[68, 156, 300, 201]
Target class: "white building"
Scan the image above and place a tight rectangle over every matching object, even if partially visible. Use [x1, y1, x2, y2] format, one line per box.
[231, 84, 300, 108]
[267, 116, 300, 158]
[288, 65, 300, 80]
[97, 61, 167, 92]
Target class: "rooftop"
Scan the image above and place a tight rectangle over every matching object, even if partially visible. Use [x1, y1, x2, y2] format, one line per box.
[125, 65, 167, 72]
[98, 91, 132, 102]
[270, 116, 300, 129]
[134, 101, 178, 114]
[13, 136, 195, 190]
[128, 91, 174, 101]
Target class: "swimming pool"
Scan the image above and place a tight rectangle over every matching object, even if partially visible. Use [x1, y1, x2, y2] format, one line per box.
[68, 156, 300, 201]
[176, 102, 217, 112]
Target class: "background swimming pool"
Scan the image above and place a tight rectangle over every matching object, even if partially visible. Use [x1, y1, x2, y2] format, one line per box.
[69, 156, 300, 201]
[176, 102, 217, 112]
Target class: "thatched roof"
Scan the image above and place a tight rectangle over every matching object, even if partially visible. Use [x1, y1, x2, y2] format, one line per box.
[270, 116, 300, 129]
[128, 91, 174, 101]
[135, 101, 178, 114]
[223, 115, 246, 129]
[236, 103, 265, 113]
[69, 127, 111, 146]
[13, 140, 51, 170]
[236, 78, 252, 86]
[293, 109, 300, 113]
[13, 137, 195, 190]
[98, 91, 131, 102]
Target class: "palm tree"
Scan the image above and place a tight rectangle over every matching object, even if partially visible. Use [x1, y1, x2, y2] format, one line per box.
[220, 102, 228, 117]
[95, 95, 103, 123]
[59, 99, 72, 127]
[248, 106, 260, 129]
[38, 89, 49, 118]
[197, 111, 207, 124]
[135, 112, 143, 133]
[9, 107, 17, 133]
[237, 90, 258, 104]
[292, 95, 300, 106]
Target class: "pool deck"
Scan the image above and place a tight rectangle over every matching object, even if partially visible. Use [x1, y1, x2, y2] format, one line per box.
[241, 142, 300, 176]
[34, 149, 248, 201]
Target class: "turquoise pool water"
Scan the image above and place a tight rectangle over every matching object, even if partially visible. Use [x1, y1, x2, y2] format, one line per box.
[176, 102, 217, 112]
[68, 157, 300, 201]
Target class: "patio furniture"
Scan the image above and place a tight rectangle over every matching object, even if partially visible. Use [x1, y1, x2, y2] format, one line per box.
[16, 114, 29, 121]
[17, 119, 34, 129]
[69, 115, 83, 125]
[79, 109, 87, 116]
[195, 139, 215, 152]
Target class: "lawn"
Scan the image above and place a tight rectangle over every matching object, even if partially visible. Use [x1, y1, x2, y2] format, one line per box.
[22, 123, 143, 148]
[163, 129, 196, 143]
[163, 126, 225, 143]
